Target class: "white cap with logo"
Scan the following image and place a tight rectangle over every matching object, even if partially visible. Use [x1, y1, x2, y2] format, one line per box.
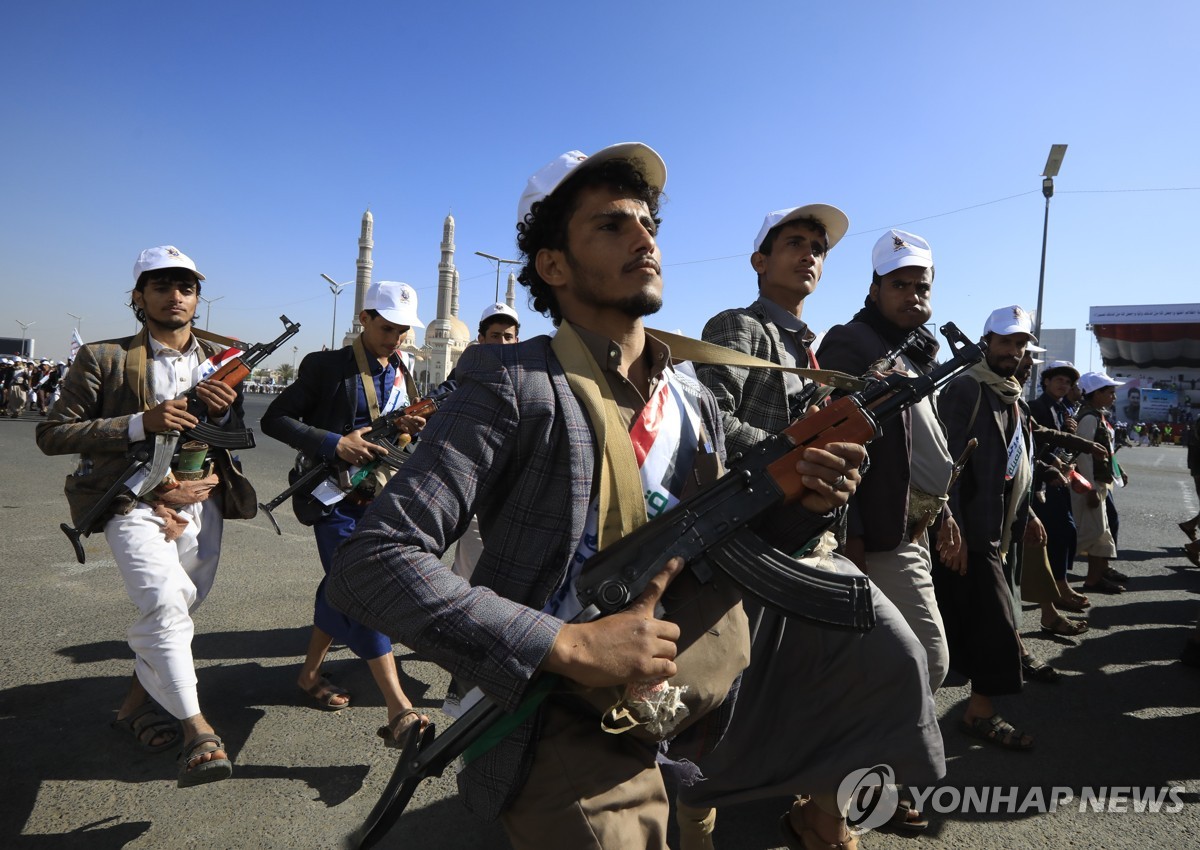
[364, 281, 424, 328]
[133, 245, 205, 283]
[480, 303, 519, 324]
[517, 142, 667, 227]
[872, 229, 933, 276]
[1078, 371, 1124, 394]
[753, 205, 850, 254]
[1043, 360, 1081, 381]
[983, 305, 1038, 343]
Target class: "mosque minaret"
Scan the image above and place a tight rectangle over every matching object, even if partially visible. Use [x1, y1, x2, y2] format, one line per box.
[423, 213, 471, 386]
[506, 271, 517, 310]
[347, 209, 374, 343]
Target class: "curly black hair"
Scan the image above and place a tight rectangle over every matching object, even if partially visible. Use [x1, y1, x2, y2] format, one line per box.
[516, 157, 663, 326]
[129, 268, 202, 324]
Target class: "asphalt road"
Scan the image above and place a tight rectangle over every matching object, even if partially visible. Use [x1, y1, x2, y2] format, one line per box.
[1, 394, 1197, 849]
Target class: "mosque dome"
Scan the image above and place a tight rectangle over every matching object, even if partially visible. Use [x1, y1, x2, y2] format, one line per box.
[446, 316, 471, 347]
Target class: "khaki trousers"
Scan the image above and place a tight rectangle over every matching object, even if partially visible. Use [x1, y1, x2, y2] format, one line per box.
[501, 701, 669, 850]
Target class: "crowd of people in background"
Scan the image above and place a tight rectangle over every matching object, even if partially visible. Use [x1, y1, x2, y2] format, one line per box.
[1, 357, 66, 417]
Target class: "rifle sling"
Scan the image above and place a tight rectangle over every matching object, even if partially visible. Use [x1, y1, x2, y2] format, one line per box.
[644, 327, 866, 393]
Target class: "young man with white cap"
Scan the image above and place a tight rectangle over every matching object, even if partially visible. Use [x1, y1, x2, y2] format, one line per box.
[261, 280, 429, 746]
[1071, 371, 1129, 592]
[684, 215, 945, 849]
[817, 229, 960, 692]
[935, 305, 1046, 750]
[37, 245, 254, 787]
[328, 145, 863, 848]
[477, 302, 520, 345]
[1028, 360, 1093, 610]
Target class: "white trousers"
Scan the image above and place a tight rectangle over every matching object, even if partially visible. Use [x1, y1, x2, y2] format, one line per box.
[105, 500, 223, 719]
[863, 533, 949, 691]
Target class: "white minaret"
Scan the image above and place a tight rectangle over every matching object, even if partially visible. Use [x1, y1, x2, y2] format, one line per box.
[436, 213, 455, 321]
[506, 271, 517, 310]
[350, 209, 374, 338]
[424, 213, 470, 385]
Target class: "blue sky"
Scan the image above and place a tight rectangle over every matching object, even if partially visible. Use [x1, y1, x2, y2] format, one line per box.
[2, 2, 1196, 370]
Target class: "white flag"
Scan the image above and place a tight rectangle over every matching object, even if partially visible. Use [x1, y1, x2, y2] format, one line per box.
[69, 328, 83, 362]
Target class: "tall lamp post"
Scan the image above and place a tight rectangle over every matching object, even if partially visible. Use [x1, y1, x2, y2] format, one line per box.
[16, 320, 35, 358]
[320, 274, 350, 350]
[1031, 144, 1067, 397]
[474, 251, 522, 302]
[198, 295, 224, 331]
[66, 312, 83, 340]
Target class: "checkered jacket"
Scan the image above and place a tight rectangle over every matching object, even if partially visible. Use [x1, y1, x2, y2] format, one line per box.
[327, 335, 732, 821]
[695, 301, 799, 459]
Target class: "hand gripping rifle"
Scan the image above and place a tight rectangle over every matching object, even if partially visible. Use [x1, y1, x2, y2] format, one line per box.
[59, 315, 300, 563]
[350, 322, 983, 849]
[258, 381, 458, 534]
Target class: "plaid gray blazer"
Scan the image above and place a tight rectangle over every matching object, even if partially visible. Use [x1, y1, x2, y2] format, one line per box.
[327, 334, 729, 821]
[696, 301, 797, 459]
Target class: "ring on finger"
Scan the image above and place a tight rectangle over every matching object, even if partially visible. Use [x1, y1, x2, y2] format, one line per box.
[832, 474, 846, 490]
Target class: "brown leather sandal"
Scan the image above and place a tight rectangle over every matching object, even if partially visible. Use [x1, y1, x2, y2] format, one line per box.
[377, 707, 428, 750]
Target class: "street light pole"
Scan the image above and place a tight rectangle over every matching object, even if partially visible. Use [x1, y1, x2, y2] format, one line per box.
[1031, 143, 1067, 399]
[16, 320, 35, 358]
[474, 251, 522, 302]
[66, 312, 83, 340]
[198, 296, 224, 331]
[321, 274, 350, 350]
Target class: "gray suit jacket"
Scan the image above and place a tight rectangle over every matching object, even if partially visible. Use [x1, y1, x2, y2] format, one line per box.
[696, 301, 793, 459]
[327, 335, 731, 820]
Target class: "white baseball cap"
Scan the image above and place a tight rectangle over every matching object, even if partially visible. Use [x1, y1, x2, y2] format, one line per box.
[1042, 360, 1080, 381]
[133, 245, 205, 283]
[517, 142, 667, 227]
[872, 229, 933, 276]
[982, 305, 1038, 342]
[753, 205, 850, 253]
[364, 281, 424, 328]
[480, 302, 519, 324]
[1078, 371, 1124, 394]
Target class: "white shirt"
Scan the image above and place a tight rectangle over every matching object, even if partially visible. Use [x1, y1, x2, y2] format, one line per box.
[127, 334, 206, 443]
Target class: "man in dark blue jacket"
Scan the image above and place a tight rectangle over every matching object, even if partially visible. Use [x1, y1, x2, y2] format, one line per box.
[261, 280, 428, 746]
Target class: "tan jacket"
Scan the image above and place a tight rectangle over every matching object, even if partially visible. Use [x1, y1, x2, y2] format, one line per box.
[36, 332, 254, 531]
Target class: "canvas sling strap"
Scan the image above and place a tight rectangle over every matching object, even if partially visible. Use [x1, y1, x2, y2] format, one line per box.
[644, 327, 866, 393]
[344, 335, 415, 497]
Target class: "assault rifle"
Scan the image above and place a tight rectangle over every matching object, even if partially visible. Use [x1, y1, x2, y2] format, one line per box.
[350, 322, 983, 849]
[59, 315, 300, 563]
[258, 381, 457, 534]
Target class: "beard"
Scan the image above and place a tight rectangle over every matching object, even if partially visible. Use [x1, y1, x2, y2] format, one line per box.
[565, 251, 663, 319]
[987, 356, 1018, 378]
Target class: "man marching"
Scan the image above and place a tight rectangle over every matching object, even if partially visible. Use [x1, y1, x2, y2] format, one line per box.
[261, 281, 429, 746]
[327, 144, 864, 847]
[37, 246, 255, 787]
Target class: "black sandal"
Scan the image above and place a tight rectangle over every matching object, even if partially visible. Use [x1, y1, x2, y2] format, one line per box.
[1022, 653, 1061, 683]
[177, 733, 232, 788]
[377, 707, 428, 751]
[961, 714, 1034, 751]
[1083, 577, 1125, 594]
[111, 701, 180, 753]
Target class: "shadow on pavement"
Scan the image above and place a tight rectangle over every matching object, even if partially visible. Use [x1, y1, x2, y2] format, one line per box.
[0, 661, 374, 844]
[8, 817, 151, 850]
[345, 795, 510, 849]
